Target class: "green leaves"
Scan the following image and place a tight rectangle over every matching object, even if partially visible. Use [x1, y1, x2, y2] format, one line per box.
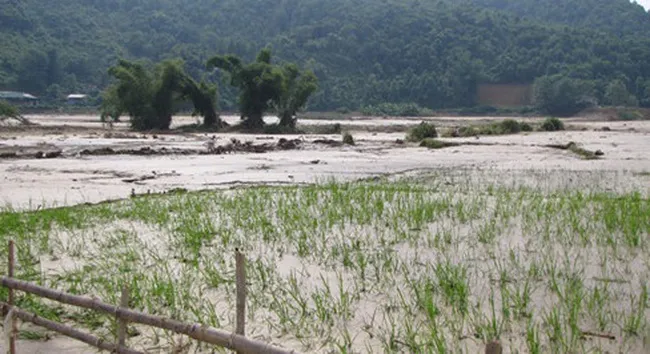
[533, 75, 594, 116]
[208, 49, 318, 130]
[102, 59, 222, 130]
[0, 100, 21, 123]
[276, 63, 319, 128]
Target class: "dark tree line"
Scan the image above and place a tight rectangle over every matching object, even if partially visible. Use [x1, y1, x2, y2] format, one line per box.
[2, 0, 650, 111]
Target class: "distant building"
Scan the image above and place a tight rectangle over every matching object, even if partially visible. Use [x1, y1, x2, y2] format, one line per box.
[0, 91, 39, 106]
[66, 94, 88, 105]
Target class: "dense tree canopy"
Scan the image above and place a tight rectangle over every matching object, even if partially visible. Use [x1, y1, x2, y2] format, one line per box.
[101, 59, 222, 130]
[466, 0, 650, 37]
[1, 0, 650, 110]
[207, 49, 285, 129]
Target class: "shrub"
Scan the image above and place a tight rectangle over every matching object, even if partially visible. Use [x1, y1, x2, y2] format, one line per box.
[0, 100, 19, 119]
[520, 122, 533, 132]
[617, 110, 643, 121]
[407, 122, 438, 141]
[541, 117, 565, 131]
[497, 119, 522, 134]
[342, 132, 355, 145]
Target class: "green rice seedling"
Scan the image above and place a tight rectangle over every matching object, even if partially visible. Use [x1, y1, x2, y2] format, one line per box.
[587, 284, 612, 332]
[473, 291, 504, 342]
[435, 262, 469, 316]
[624, 284, 648, 336]
[509, 279, 533, 320]
[526, 320, 542, 354]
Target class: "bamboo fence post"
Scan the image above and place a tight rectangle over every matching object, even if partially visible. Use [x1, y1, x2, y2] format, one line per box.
[6, 240, 16, 354]
[117, 285, 130, 348]
[235, 249, 246, 338]
[0, 277, 295, 354]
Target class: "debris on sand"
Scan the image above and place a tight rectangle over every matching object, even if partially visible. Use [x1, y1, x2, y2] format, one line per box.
[0, 114, 34, 127]
[76, 138, 304, 157]
[313, 139, 343, 147]
[544, 142, 604, 160]
[419, 138, 461, 149]
[0, 144, 62, 159]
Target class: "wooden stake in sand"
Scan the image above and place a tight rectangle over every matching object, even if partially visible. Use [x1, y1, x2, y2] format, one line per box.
[6, 240, 16, 354]
[117, 285, 130, 348]
[235, 249, 247, 338]
[485, 340, 503, 354]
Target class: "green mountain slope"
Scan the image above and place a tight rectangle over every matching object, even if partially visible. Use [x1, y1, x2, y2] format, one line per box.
[1, 0, 650, 110]
[465, 0, 650, 37]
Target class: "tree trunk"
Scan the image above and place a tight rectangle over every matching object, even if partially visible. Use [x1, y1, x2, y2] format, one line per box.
[203, 110, 223, 128]
[242, 111, 265, 130]
[278, 111, 295, 129]
[159, 114, 173, 130]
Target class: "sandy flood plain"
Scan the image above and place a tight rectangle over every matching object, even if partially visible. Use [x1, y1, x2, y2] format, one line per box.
[0, 114, 649, 354]
[1, 114, 649, 210]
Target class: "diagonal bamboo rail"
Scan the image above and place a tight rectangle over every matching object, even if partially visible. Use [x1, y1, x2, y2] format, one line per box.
[0, 276, 295, 354]
[1, 302, 142, 354]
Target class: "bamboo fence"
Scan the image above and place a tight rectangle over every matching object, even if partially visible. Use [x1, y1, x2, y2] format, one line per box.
[1, 240, 295, 354]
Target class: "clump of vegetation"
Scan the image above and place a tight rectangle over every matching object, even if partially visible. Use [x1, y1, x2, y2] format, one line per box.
[361, 103, 433, 117]
[0, 100, 19, 119]
[444, 119, 532, 137]
[208, 49, 317, 130]
[541, 117, 565, 131]
[546, 142, 603, 160]
[342, 132, 355, 145]
[0, 100, 31, 125]
[101, 59, 223, 131]
[497, 119, 523, 134]
[407, 122, 438, 142]
[420, 138, 459, 149]
[567, 143, 603, 160]
[616, 109, 643, 121]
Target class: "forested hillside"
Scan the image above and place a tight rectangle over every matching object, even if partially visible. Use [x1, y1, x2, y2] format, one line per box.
[466, 0, 650, 36]
[1, 0, 650, 111]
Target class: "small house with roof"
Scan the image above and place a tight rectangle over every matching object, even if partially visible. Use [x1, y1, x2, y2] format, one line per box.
[0, 91, 39, 106]
[66, 94, 88, 105]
